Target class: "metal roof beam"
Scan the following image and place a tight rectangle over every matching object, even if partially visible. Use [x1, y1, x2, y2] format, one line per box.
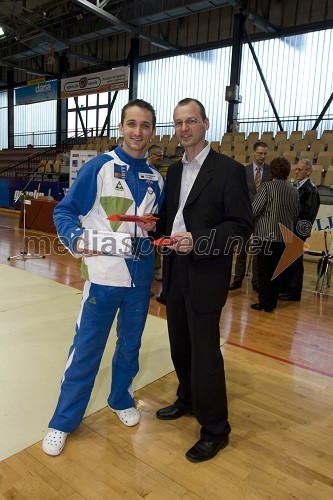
[0, 59, 55, 77]
[244, 7, 279, 34]
[72, 0, 181, 51]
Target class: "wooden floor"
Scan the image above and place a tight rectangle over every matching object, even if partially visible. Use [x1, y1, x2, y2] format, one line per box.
[1, 210, 333, 499]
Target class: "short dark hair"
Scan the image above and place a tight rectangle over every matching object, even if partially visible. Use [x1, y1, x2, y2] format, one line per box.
[175, 98, 207, 120]
[121, 99, 156, 128]
[270, 156, 291, 180]
[253, 141, 268, 151]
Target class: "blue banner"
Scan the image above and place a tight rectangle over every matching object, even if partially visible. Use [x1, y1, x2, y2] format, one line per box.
[0, 179, 68, 209]
[15, 80, 58, 105]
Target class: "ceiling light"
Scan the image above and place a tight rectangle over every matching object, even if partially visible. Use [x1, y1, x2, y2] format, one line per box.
[0, 27, 5, 36]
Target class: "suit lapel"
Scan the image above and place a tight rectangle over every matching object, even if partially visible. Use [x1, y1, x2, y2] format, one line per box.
[184, 149, 215, 208]
[172, 161, 183, 209]
[246, 164, 256, 190]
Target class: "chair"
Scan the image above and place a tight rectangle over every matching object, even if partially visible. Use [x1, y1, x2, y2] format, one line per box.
[210, 141, 220, 152]
[303, 130, 318, 145]
[234, 154, 247, 164]
[151, 135, 161, 144]
[247, 132, 259, 143]
[293, 140, 308, 154]
[310, 165, 324, 186]
[282, 151, 297, 165]
[317, 152, 333, 168]
[53, 160, 62, 174]
[289, 131, 303, 144]
[261, 131, 274, 142]
[323, 165, 333, 188]
[310, 139, 327, 156]
[221, 133, 233, 144]
[274, 131, 288, 143]
[276, 140, 291, 154]
[165, 141, 178, 157]
[233, 132, 246, 142]
[233, 143, 247, 154]
[321, 131, 333, 143]
[46, 160, 55, 171]
[304, 231, 333, 292]
[298, 151, 314, 163]
[220, 143, 232, 153]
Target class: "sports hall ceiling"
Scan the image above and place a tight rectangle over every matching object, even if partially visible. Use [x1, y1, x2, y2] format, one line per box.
[0, 0, 332, 87]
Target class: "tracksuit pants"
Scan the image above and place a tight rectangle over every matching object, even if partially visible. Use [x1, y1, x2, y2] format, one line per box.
[49, 281, 151, 433]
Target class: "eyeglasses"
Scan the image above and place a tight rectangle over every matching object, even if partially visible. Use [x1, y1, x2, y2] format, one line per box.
[295, 167, 307, 171]
[152, 153, 163, 159]
[174, 118, 201, 128]
[253, 151, 267, 156]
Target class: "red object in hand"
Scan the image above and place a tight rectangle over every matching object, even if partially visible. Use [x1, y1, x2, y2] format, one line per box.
[107, 214, 159, 223]
[153, 237, 177, 246]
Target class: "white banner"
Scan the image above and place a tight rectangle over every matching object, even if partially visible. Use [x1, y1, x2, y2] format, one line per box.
[315, 204, 333, 231]
[69, 150, 98, 187]
[60, 67, 129, 99]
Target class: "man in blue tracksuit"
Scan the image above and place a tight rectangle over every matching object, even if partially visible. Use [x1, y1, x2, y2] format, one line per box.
[43, 99, 164, 456]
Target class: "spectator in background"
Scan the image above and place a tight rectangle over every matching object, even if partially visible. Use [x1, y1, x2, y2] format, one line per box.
[147, 144, 164, 169]
[55, 149, 70, 166]
[251, 156, 299, 313]
[229, 141, 272, 292]
[279, 159, 320, 301]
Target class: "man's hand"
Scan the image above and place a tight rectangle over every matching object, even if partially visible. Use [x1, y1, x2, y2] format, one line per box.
[136, 214, 157, 232]
[169, 232, 193, 253]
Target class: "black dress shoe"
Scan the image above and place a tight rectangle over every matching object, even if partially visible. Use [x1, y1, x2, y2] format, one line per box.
[229, 281, 242, 291]
[185, 436, 229, 463]
[156, 295, 166, 305]
[250, 302, 273, 313]
[156, 403, 193, 420]
[279, 294, 301, 301]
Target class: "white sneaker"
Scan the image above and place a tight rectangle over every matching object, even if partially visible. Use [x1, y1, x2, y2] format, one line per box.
[42, 429, 69, 456]
[109, 406, 140, 426]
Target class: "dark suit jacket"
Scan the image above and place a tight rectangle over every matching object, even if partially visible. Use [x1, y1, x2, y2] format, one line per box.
[296, 178, 320, 239]
[245, 163, 272, 203]
[157, 149, 253, 313]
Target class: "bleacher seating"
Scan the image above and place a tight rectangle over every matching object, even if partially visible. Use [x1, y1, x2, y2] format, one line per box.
[3, 129, 332, 187]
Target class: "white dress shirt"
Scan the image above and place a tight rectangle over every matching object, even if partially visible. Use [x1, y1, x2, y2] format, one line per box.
[171, 142, 210, 234]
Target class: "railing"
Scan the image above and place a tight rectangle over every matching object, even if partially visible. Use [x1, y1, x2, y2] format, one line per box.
[8, 115, 333, 149]
[0, 133, 87, 179]
[237, 114, 333, 137]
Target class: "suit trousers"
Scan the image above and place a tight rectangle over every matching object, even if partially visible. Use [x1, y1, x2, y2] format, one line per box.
[234, 238, 258, 285]
[281, 255, 303, 298]
[258, 242, 285, 309]
[165, 253, 231, 441]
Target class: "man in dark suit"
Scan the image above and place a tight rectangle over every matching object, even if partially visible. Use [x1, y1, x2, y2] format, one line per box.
[280, 159, 320, 301]
[229, 141, 272, 291]
[155, 98, 253, 462]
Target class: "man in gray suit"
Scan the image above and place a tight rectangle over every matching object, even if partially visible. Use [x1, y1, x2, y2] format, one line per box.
[229, 141, 272, 291]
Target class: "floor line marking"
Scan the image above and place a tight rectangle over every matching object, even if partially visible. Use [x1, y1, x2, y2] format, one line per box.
[226, 341, 333, 379]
